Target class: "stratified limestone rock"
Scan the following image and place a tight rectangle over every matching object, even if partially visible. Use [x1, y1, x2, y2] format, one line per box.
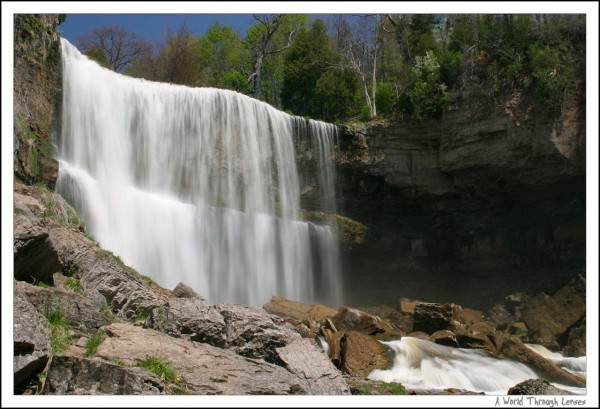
[521, 275, 586, 350]
[42, 356, 165, 395]
[15, 280, 111, 334]
[339, 331, 392, 378]
[413, 303, 461, 334]
[263, 295, 338, 324]
[500, 338, 585, 388]
[149, 297, 226, 346]
[507, 379, 574, 395]
[276, 338, 350, 395]
[217, 303, 301, 363]
[14, 201, 62, 284]
[14, 291, 51, 387]
[48, 225, 172, 319]
[96, 323, 308, 395]
[331, 307, 400, 339]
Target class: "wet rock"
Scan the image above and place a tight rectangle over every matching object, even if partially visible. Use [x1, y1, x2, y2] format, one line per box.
[96, 323, 309, 395]
[331, 307, 400, 339]
[339, 331, 393, 378]
[459, 308, 484, 326]
[14, 291, 51, 388]
[508, 322, 529, 340]
[276, 338, 350, 395]
[507, 379, 574, 395]
[149, 297, 226, 346]
[385, 310, 413, 333]
[431, 330, 458, 347]
[398, 297, 422, 315]
[217, 303, 301, 363]
[413, 303, 461, 334]
[406, 331, 431, 341]
[522, 275, 585, 350]
[499, 338, 585, 387]
[172, 282, 204, 299]
[42, 355, 165, 395]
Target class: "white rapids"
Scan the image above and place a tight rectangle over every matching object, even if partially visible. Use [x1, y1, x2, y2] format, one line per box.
[56, 38, 342, 306]
[369, 337, 587, 395]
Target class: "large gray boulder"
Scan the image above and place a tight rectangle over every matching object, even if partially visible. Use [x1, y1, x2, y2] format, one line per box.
[149, 297, 226, 346]
[95, 323, 308, 395]
[14, 291, 51, 387]
[507, 379, 574, 395]
[276, 338, 350, 395]
[43, 356, 165, 395]
[217, 303, 301, 363]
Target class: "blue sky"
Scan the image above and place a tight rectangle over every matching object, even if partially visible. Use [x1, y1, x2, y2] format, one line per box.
[59, 14, 258, 45]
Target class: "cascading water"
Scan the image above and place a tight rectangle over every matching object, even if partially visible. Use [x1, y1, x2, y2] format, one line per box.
[56, 39, 342, 306]
[369, 337, 587, 395]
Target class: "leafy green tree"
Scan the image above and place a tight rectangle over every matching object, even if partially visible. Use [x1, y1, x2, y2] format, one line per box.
[314, 69, 361, 121]
[281, 19, 337, 118]
[198, 23, 250, 92]
[404, 50, 451, 119]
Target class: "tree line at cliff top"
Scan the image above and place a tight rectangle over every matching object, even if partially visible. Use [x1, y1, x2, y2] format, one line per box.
[71, 14, 585, 123]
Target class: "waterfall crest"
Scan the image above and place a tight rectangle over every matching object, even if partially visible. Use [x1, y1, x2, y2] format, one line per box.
[57, 39, 341, 306]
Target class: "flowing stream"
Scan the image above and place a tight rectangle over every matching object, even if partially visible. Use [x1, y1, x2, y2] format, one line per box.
[369, 337, 587, 395]
[56, 39, 341, 306]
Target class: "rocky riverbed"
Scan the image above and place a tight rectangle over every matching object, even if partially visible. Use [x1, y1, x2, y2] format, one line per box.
[13, 182, 585, 396]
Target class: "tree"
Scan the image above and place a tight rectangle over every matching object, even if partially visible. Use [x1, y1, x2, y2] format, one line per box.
[281, 19, 337, 118]
[246, 14, 305, 100]
[197, 23, 250, 92]
[77, 25, 151, 73]
[154, 23, 202, 86]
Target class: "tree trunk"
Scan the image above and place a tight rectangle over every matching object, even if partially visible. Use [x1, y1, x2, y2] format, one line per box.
[252, 53, 264, 99]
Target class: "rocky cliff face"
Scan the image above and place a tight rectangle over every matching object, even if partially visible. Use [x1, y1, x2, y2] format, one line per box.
[332, 91, 585, 309]
[14, 14, 62, 186]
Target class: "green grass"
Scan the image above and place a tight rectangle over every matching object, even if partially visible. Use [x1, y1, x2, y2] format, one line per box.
[64, 277, 82, 293]
[137, 356, 176, 383]
[44, 308, 73, 354]
[346, 378, 407, 395]
[85, 329, 106, 357]
[132, 310, 151, 322]
[35, 281, 50, 288]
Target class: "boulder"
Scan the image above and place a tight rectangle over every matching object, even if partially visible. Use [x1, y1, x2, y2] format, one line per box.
[385, 310, 413, 333]
[406, 331, 431, 341]
[148, 297, 226, 346]
[413, 303, 461, 334]
[339, 331, 393, 378]
[485, 304, 515, 329]
[96, 323, 309, 395]
[14, 291, 51, 388]
[431, 330, 458, 347]
[331, 307, 400, 339]
[455, 321, 497, 353]
[499, 338, 585, 387]
[43, 356, 165, 395]
[263, 296, 338, 324]
[15, 280, 111, 334]
[398, 297, 422, 315]
[14, 207, 62, 284]
[507, 379, 574, 395]
[522, 275, 585, 350]
[217, 303, 301, 363]
[508, 322, 529, 340]
[172, 282, 203, 299]
[276, 338, 350, 395]
[345, 376, 406, 395]
[458, 308, 484, 326]
[562, 319, 586, 358]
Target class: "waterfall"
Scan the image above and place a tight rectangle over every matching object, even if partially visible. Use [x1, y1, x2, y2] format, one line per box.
[369, 337, 587, 395]
[56, 39, 342, 306]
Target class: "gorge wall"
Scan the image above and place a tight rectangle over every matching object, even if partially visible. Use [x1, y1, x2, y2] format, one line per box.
[331, 92, 586, 310]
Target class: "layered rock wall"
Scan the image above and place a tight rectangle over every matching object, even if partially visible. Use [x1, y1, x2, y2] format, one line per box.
[333, 92, 585, 309]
